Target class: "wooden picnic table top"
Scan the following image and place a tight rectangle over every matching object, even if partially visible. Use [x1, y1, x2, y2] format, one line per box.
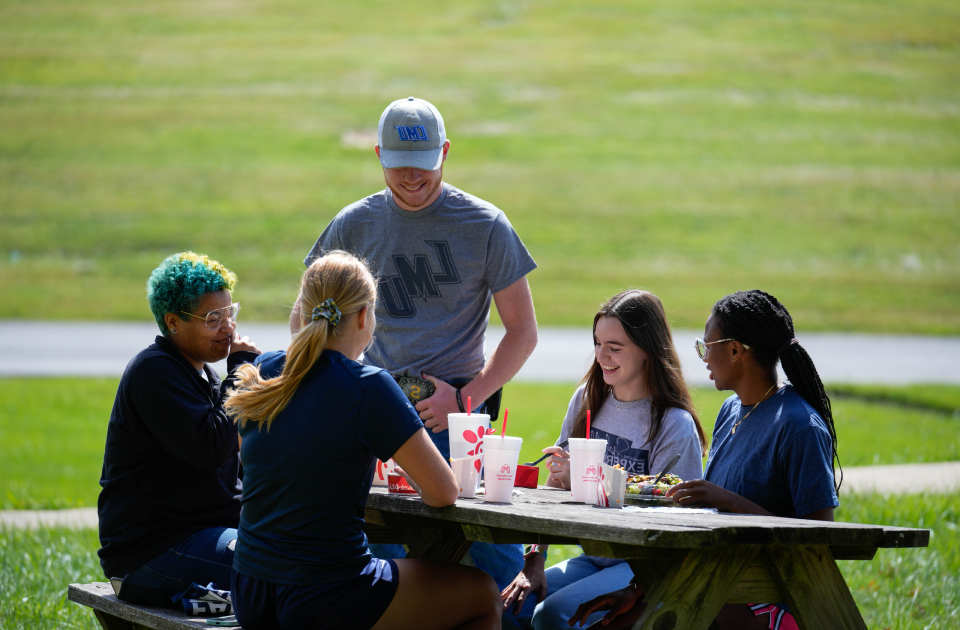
[365, 485, 929, 552]
[365, 485, 931, 630]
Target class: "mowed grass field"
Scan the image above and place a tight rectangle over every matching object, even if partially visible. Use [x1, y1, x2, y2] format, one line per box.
[1, 0, 959, 332]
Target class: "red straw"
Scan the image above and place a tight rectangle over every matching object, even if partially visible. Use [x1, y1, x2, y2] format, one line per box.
[501, 408, 509, 438]
[586, 410, 591, 439]
[467, 396, 471, 416]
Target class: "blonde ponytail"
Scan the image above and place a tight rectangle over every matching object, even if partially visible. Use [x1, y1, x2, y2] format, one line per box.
[225, 251, 377, 431]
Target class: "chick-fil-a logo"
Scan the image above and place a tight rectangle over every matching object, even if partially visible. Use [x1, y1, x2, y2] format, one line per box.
[462, 425, 491, 473]
[597, 469, 609, 507]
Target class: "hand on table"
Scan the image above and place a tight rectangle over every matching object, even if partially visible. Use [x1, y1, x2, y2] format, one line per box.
[567, 584, 641, 628]
[501, 552, 547, 616]
[415, 374, 459, 433]
[229, 332, 261, 355]
[543, 446, 570, 489]
[665, 479, 739, 510]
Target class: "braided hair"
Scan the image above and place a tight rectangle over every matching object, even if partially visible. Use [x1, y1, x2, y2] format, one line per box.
[712, 290, 842, 493]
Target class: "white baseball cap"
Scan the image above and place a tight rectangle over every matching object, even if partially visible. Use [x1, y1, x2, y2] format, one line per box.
[376, 97, 447, 170]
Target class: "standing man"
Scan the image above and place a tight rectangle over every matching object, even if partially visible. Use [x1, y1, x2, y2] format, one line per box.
[291, 96, 538, 452]
[291, 97, 538, 622]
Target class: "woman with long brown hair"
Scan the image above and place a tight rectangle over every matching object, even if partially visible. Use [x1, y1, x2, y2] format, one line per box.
[500, 290, 708, 630]
[225, 251, 501, 630]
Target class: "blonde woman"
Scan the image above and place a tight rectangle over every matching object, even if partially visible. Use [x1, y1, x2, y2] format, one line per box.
[225, 251, 500, 630]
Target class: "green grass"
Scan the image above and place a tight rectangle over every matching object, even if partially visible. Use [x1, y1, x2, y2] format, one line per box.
[2, 378, 958, 509]
[1, 0, 959, 332]
[829, 384, 960, 417]
[2, 493, 956, 629]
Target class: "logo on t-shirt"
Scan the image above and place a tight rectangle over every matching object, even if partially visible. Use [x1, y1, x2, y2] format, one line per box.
[591, 428, 651, 475]
[377, 240, 462, 318]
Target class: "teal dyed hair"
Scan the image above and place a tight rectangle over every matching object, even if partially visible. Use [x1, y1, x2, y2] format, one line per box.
[147, 252, 238, 335]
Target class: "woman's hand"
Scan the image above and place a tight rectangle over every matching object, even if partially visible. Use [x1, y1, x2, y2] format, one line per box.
[567, 584, 641, 628]
[543, 446, 571, 489]
[664, 479, 744, 512]
[229, 333, 261, 355]
[501, 551, 547, 616]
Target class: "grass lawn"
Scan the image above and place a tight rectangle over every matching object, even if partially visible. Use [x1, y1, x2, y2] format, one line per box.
[2, 378, 958, 509]
[2, 492, 957, 629]
[1, 0, 958, 333]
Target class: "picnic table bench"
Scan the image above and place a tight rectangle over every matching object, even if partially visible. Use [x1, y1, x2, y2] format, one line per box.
[69, 581, 217, 630]
[70, 485, 929, 630]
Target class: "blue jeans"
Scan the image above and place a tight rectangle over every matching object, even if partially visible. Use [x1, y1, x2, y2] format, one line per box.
[118, 527, 238, 608]
[529, 555, 634, 630]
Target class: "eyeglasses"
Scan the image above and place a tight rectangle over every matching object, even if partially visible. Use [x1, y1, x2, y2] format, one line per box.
[180, 302, 241, 329]
[694, 337, 749, 360]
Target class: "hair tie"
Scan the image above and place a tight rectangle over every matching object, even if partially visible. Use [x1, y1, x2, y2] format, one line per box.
[778, 338, 798, 354]
[311, 298, 342, 328]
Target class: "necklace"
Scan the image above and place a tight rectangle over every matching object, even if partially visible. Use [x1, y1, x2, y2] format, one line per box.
[731, 383, 779, 435]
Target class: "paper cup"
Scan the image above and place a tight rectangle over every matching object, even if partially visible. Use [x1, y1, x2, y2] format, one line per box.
[451, 457, 481, 498]
[372, 458, 396, 487]
[568, 438, 607, 503]
[448, 413, 491, 461]
[596, 462, 628, 508]
[387, 474, 417, 494]
[483, 436, 522, 503]
[448, 413, 491, 495]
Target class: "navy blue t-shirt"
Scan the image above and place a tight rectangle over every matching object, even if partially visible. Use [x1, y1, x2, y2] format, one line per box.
[705, 385, 839, 518]
[233, 349, 423, 585]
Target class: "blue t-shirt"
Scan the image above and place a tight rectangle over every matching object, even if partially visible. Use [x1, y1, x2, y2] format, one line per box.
[705, 385, 839, 518]
[233, 349, 423, 585]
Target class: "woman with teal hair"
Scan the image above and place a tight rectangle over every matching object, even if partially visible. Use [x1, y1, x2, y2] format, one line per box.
[97, 252, 262, 608]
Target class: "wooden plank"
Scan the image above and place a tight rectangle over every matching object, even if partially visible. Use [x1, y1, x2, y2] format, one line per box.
[460, 523, 578, 545]
[363, 507, 386, 526]
[632, 545, 760, 630]
[365, 487, 930, 550]
[580, 540, 681, 560]
[626, 555, 687, 593]
[363, 522, 425, 545]
[726, 560, 784, 603]
[68, 583, 210, 630]
[93, 609, 149, 630]
[765, 545, 868, 630]
[830, 545, 877, 561]
[405, 526, 474, 563]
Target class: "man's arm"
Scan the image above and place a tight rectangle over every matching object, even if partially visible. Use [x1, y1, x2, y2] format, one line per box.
[419, 276, 538, 431]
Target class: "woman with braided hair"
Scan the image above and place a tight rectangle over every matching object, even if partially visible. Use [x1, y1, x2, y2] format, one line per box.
[224, 251, 501, 630]
[567, 290, 840, 630]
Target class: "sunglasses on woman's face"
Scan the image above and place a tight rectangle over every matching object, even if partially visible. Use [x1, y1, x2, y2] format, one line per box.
[694, 337, 749, 360]
[180, 303, 241, 329]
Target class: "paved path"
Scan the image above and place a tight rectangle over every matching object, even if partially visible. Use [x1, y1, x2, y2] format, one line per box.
[2, 321, 959, 385]
[2, 461, 957, 530]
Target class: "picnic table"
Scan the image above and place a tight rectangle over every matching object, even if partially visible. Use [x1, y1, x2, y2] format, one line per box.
[363, 485, 929, 630]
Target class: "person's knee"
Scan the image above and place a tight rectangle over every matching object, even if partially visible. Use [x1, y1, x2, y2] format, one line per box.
[474, 570, 501, 617]
[531, 594, 576, 630]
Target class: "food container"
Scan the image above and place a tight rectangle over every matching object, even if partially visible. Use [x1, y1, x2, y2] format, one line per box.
[513, 464, 539, 489]
[596, 463, 628, 508]
[387, 474, 417, 494]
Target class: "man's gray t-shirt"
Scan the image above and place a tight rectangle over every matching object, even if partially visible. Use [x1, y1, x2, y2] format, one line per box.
[557, 385, 705, 484]
[305, 183, 537, 380]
